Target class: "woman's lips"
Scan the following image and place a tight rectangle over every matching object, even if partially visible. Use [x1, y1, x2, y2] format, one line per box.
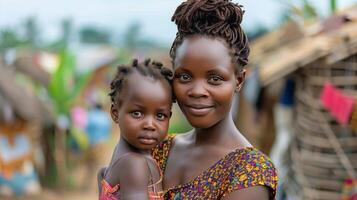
[185, 104, 214, 116]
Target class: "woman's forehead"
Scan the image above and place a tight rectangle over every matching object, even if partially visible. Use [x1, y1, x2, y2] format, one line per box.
[174, 36, 232, 68]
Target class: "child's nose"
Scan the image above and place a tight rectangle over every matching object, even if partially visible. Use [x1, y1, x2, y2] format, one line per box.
[143, 116, 156, 131]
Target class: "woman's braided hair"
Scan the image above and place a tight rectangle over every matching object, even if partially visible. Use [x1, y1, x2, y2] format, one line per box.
[170, 0, 250, 69]
[109, 59, 174, 105]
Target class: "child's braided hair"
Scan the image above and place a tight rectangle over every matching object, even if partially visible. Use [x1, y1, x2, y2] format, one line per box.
[170, 0, 250, 69]
[109, 59, 174, 105]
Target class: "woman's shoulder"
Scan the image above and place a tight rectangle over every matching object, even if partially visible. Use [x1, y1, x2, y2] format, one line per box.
[221, 147, 278, 199]
[151, 134, 176, 171]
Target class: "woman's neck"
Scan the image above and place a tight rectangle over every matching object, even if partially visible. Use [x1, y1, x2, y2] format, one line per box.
[192, 114, 241, 146]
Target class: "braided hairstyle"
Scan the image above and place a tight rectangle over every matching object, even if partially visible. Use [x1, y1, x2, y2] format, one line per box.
[170, 0, 250, 69]
[109, 59, 174, 105]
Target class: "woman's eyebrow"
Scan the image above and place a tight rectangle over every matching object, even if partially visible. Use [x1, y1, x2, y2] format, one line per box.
[175, 67, 190, 72]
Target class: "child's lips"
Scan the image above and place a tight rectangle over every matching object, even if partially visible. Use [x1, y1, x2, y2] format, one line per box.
[138, 136, 158, 145]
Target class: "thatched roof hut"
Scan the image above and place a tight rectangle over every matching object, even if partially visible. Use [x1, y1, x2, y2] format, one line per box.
[240, 7, 357, 200]
[0, 55, 52, 125]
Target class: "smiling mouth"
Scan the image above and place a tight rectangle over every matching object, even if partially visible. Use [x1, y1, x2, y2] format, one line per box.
[185, 104, 214, 116]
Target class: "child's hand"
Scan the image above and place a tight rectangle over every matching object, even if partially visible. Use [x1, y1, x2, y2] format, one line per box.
[97, 167, 107, 195]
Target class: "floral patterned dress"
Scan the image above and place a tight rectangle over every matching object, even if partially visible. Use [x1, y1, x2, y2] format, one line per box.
[152, 135, 278, 200]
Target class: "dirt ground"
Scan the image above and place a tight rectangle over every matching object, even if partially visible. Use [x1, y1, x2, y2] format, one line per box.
[12, 189, 98, 200]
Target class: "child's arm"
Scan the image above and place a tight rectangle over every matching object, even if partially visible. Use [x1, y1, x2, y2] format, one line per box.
[97, 167, 107, 196]
[105, 153, 150, 200]
[222, 186, 269, 200]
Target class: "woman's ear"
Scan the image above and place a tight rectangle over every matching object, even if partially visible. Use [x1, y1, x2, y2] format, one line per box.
[110, 104, 119, 123]
[235, 69, 246, 92]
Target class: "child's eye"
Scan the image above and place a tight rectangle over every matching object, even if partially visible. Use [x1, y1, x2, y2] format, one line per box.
[131, 111, 143, 118]
[156, 113, 167, 121]
[175, 73, 191, 82]
[208, 75, 223, 85]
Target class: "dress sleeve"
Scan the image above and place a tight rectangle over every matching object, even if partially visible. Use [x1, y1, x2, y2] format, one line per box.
[151, 134, 175, 172]
[221, 149, 278, 199]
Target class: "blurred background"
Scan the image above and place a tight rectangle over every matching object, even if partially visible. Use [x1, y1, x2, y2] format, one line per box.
[0, 0, 356, 199]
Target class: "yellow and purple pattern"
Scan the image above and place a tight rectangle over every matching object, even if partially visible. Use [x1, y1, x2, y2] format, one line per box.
[152, 135, 278, 200]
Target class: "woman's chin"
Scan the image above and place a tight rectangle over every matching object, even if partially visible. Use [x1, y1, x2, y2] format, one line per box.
[186, 118, 217, 129]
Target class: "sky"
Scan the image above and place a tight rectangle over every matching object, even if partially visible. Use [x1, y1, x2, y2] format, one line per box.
[0, 0, 356, 46]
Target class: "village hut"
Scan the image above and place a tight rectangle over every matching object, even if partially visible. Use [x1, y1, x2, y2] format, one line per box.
[0, 53, 53, 196]
[240, 7, 357, 200]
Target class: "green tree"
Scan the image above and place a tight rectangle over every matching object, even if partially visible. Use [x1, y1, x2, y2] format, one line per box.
[0, 29, 23, 51]
[47, 49, 93, 187]
[24, 17, 39, 47]
[330, 0, 337, 14]
[47, 18, 74, 51]
[61, 18, 73, 46]
[123, 22, 141, 50]
[79, 26, 111, 44]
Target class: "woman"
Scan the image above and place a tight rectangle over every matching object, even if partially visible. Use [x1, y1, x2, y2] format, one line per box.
[151, 0, 277, 199]
[98, 1, 277, 199]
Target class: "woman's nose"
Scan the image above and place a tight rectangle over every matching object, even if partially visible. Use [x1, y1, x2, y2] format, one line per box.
[188, 80, 208, 98]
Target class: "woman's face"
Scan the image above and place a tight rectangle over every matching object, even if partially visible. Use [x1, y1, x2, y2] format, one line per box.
[173, 36, 245, 129]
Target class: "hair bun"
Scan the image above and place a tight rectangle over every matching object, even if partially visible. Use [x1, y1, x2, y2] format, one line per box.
[172, 0, 244, 35]
[171, 0, 249, 67]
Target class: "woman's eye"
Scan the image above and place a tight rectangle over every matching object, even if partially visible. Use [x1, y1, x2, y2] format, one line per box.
[156, 113, 166, 121]
[176, 73, 191, 82]
[208, 75, 223, 84]
[131, 111, 143, 118]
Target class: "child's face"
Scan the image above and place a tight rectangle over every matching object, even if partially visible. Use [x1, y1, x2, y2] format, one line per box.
[173, 36, 245, 128]
[111, 72, 172, 150]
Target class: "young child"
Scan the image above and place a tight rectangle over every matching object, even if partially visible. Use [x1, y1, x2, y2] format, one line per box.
[98, 59, 173, 200]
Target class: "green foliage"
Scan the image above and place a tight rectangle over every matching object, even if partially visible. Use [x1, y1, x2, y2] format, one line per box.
[48, 49, 93, 115]
[0, 29, 27, 52]
[168, 121, 192, 134]
[24, 17, 39, 47]
[276, 0, 339, 24]
[275, 0, 318, 23]
[61, 19, 73, 45]
[79, 26, 111, 44]
[330, 0, 337, 14]
[301, 0, 318, 20]
[123, 22, 141, 50]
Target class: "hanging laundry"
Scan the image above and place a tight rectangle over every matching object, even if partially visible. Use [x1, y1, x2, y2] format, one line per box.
[320, 81, 355, 125]
[279, 78, 296, 107]
[86, 104, 111, 146]
[335, 93, 354, 125]
[350, 103, 357, 133]
[0, 133, 41, 196]
[320, 81, 336, 109]
[70, 106, 89, 151]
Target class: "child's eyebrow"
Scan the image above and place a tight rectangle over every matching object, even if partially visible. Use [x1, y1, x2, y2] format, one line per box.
[132, 102, 145, 108]
[157, 107, 171, 112]
[206, 67, 229, 74]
